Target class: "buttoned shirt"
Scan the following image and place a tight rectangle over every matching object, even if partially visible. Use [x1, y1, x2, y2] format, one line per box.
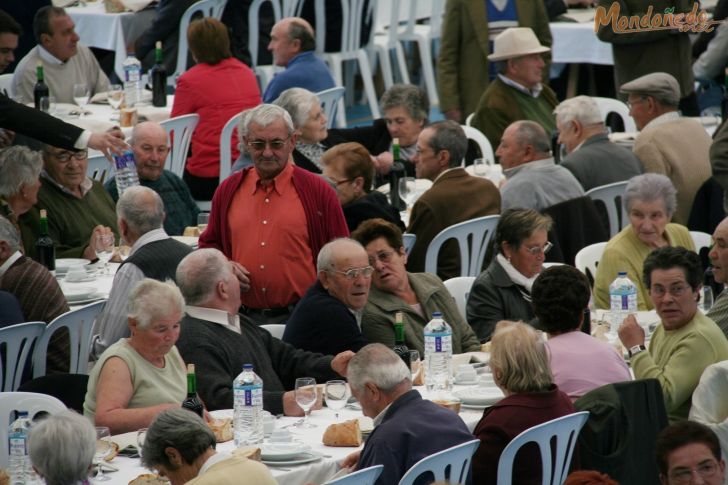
[185, 306, 241, 334]
[41, 170, 93, 198]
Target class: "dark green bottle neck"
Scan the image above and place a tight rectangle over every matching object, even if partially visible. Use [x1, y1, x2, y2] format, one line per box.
[155, 47, 163, 64]
[394, 323, 405, 344]
[187, 372, 197, 394]
[36, 66, 44, 83]
[39, 217, 49, 235]
[392, 144, 400, 162]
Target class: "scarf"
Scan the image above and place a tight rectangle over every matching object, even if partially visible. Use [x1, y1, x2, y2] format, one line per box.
[496, 253, 539, 295]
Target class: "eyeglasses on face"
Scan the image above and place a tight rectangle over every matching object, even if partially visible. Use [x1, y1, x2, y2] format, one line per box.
[650, 284, 689, 298]
[368, 250, 396, 266]
[246, 137, 290, 151]
[669, 460, 719, 484]
[331, 266, 374, 280]
[328, 177, 352, 186]
[522, 241, 553, 255]
[52, 150, 88, 162]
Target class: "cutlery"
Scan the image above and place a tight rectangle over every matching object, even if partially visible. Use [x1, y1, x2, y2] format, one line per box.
[278, 418, 304, 429]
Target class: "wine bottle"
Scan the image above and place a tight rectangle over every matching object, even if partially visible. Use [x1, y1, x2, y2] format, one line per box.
[33, 61, 49, 111]
[181, 364, 205, 418]
[389, 138, 406, 211]
[35, 209, 55, 274]
[150, 41, 167, 107]
[392, 312, 411, 369]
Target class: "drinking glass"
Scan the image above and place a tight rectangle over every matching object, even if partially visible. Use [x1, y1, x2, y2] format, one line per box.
[136, 428, 148, 459]
[117, 237, 131, 262]
[409, 350, 421, 382]
[93, 426, 112, 482]
[472, 158, 488, 177]
[294, 377, 317, 428]
[95, 233, 114, 274]
[398, 177, 414, 205]
[73, 83, 91, 108]
[197, 213, 210, 234]
[324, 380, 348, 421]
[107, 84, 124, 116]
[702, 285, 714, 312]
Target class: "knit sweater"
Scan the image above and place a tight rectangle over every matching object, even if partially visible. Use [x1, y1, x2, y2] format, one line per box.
[175, 316, 339, 414]
[105, 170, 199, 236]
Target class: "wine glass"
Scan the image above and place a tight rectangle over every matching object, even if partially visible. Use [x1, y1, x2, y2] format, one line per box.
[107, 84, 124, 119]
[73, 83, 91, 108]
[409, 350, 421, 382]
[136, 428, 148, 459]
[472, 158, 488, 177]
[93, 426, 112, 482]
[398, 177, 413, 206]
[294, 377, 317, 428]
[95, 233, 114, 274]
[324, 380, 348, 421]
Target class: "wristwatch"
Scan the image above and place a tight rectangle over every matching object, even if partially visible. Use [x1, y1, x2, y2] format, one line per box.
[628, 344, 646, 358]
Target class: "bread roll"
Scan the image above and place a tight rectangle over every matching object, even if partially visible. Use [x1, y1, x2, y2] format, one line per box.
[103, 441, 120, 461]
[231, 446, 262, 461]
[128, 473, 168, 485]
[207, 417, 233, 443]
[0, 469, 10, 485]
[322, 419, 362, 447]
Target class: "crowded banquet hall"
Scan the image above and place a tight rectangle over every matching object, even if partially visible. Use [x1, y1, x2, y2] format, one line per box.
[3, 1, 728, 484]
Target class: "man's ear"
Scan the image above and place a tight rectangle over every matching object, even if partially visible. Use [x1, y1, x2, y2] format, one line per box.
[164, 447, 183, 467]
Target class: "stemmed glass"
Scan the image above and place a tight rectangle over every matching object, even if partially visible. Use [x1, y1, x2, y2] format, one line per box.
[95, 233, 114, 274]
[295, 377, 317, 428]
[324, 380, 348, 421]
[73, 83, 91, 111]
[409, 350, 421, 382]
[473, 158, 488, 177]
[107, 84, 124, 120]
[93, 426, 112, 482]
[136, 428, 147, 459]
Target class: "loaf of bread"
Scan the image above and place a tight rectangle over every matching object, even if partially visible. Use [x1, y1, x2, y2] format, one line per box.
[128, 474, 168, 485]
[322, 419, 362, 447]
[207, 417, 233, 443]
[231, 446, 262, 461]
[104, 441, 120, 461]
[0, 468, 9, 485]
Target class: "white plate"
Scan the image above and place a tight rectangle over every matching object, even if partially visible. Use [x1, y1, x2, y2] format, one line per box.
[69, 294, 106, 305]
[64, 275, 96, 283]
[64, 286, 97, 301]
[260, 442, 310, 461]
[454, 378, 480, 386]
[453, 386, 504, 406]
[461, 403, 490, 410]
[171, 236, 199, 247]
[56, 258, 91, 272]
[261, 451, 322, 467]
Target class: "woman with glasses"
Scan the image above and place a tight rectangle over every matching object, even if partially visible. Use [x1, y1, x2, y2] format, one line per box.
[593, 173, 695, 311]
[466, 208, 552, 342]
[351, 218, 480, 355]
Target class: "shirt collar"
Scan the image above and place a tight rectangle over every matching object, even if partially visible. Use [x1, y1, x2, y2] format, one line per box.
[643, 111, 680, 130]
[0, 250, 22, 278]
[41, 170, 93, 198]
[129, 228, 169, 255]
[38, 46, 65, 66]
[433, 167, 462, 184]
[498, 73, 542, 98]
[198, 452, 229, 476]
[373, 402, 393, 427]
[250, 161, 293, 196]
[185, 306, 241, 334]
[503, 157, 554, 179]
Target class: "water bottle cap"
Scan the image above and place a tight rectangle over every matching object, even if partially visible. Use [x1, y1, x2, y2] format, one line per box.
[617, 271, 627, 277]
[17, 411, 28, 417]
[243, 364, 253, 370]
[432, 311, 442, 318]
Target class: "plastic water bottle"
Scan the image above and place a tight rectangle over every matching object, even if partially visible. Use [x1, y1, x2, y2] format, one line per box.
[233, 364, 263, 446]
[423, 311, 453, 394]
[113, 149, 140, 196]
[609, 271, 638, 334]
[8, 412, 31, 485]
[122, 52, 142, 107]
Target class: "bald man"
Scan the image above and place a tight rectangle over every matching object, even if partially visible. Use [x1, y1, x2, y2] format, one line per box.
[262, 17, 335, 102]
[104, 121, 199, 236]
[707, 217, 728, 340]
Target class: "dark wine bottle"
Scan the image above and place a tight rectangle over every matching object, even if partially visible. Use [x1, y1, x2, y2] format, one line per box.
[33, 61, 49, 111]
[150, 41, 167, 107]
[181, 364, 205, 418]
[392, 312, 411, 369]
[35, 209, 55, 274]
[388, 138, 406, 211]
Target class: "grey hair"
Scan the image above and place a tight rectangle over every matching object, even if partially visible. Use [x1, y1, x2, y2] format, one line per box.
[348, 343, 411, 393]
[273, 88, 320, 129]
[624, 173, 677, 217]
[28, 410, 96, 485]
[127, 279, 185, 329]
[553, 96, 603, 126]
[176, 248, 231, 306]
[0, 146, 42, 198]
[426, 120, 468, 168]
[0, 216, 21, 252]
[316, 238, 366, 272]
[116, 186, 164, 235]
[512, 121, 551, 154]
[239, 104, 295, 139]
[381, 84, 429, 122]
[141, 408, 216, 471]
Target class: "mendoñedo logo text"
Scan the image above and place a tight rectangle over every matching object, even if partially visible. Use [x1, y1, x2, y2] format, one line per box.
[594, 2, 722, 34]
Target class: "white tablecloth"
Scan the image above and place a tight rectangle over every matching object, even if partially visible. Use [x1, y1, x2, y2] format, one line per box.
[550, 21, 613, 65]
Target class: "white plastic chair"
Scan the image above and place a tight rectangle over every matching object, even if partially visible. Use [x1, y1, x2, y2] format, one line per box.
[32, 300, 106, 378]
[443, 276, 476, 322]
[461, 125, 495, 165]
[204, 111, 244, 212]
[0, 392, 66, 468]
[464, 112, 474, 127]
[0, 322, 45, 392]
[160, 113, 200, 178]
[574, 242, 607, 286]
[402, 233, 416, 255]
[0, 73, 13, 96]
[585, 181, 629, 238]
[496, 411, 589, 485]
[325, 465, 384, 485]
[260, 324, 286, 339]
[372, 0, 412, 89]
[691, 231, 713, 254]
[424, 215, 500, 277]
[398, 439, 480, 485]
[170, 0, 228, 87]
[592, 97, 636, 133]
[86, 154, 112, 183]
[317, 86, 346, 128]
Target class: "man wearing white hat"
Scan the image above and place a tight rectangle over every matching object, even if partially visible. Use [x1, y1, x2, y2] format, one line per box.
[470, 27, 558, 149]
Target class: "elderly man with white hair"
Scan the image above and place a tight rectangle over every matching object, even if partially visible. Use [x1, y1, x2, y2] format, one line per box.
[92, 186, 192, 359]
[554, 96, 643, 192]
[340, 344, 473, 485]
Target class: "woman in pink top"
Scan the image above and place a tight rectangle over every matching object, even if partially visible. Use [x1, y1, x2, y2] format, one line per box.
[172, 18, 261, 201]
[533, 265, 631, 400]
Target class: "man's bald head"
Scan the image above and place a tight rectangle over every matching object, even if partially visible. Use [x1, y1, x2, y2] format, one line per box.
[130, 122, 169, 181]
[116, 186, 165, 241]
[269, 17, 316, 66]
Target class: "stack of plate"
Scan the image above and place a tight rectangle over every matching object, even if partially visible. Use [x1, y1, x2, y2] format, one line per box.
[260, 442, 322, 466]
[453, 385, 504, 410]
[63, 286, 103, 305]
[55, 258, 91, 275]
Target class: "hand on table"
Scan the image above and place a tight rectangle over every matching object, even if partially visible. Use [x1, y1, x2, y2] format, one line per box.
[618, 314, 645, 349]
[282, 389, 324, 416]
[83, 225, 114, 261]
[230, 261, 251, 292]
[331, 351, 355, 377]
[340, 450, 361, 470]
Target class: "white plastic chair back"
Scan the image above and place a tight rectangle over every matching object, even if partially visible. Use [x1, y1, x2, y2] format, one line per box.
[689, 360, 728, 460]
[260, 324, 285, 339]
[160, 113, 199, 178]
[585, 181, 629, 238]
[461, 125, 495, 165]
[691, 231, 712, 254]
[317, 87, 346, 128]
[32, 300, 106, 378]
[402, 233, 416, 256]
[592, 97, 636, 133]
[372, 0, 411, 89]
[218, 112, 243, 180]
[496, 411, 589, 485]
[574, 242, 607, 286]
[0, 392, 66, 468]
[0, 322, 45, 392]
[464, 112, 474, 127]
[171, 0, 228, 87]
[0, 73, 13, 96]
[424, 215, 500, 277]
[398, 439, 480, 485]
[87, 154, 111, 183]
[325, 465, 384, 485]
[443, 276, 476, 322]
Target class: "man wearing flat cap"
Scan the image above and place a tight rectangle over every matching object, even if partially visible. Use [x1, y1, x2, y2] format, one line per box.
[622, 72, 711, 225]
[470, 27, 558, 149]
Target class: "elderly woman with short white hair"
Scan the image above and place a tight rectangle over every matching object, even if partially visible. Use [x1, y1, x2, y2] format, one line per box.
[273, 87, 328, 173]
[28, 410, 96, 485]
[0, 145, 42, 228]
[84, 278, 188, 434]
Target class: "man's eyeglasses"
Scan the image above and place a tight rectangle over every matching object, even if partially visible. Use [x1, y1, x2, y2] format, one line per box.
[329, 177, 352, 186]
[523, 241, 553, 255]
[650, 284, 690, 298]
[669, 460, 719, 484]
[368, 250, 396, 266]
[331, 266, 374, 280]
[52, 150, 88, 162]
[246, 138, 290, 151]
